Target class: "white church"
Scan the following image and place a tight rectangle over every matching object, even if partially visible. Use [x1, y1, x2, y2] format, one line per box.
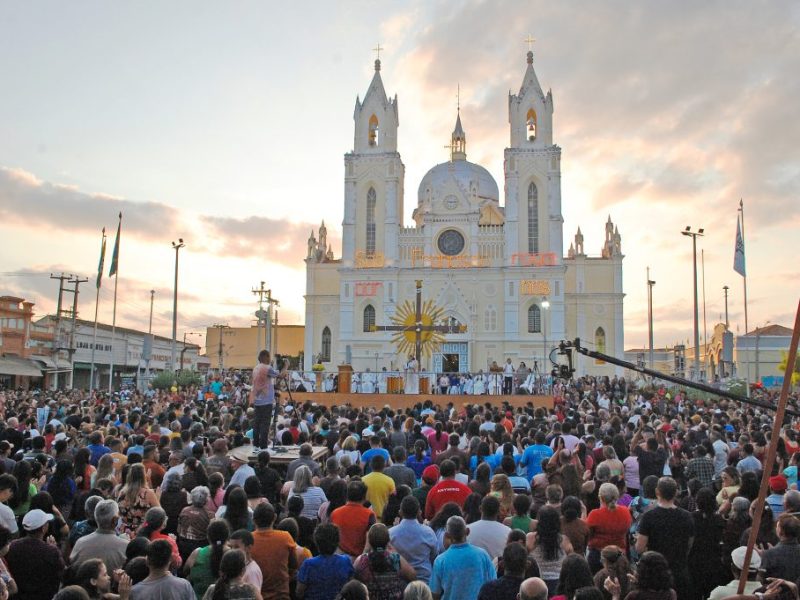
[304, 50, 624, 377]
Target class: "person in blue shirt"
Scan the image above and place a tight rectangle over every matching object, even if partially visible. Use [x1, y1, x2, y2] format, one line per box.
[86, 431, 111, 466]
[469, 442, 500, 477]
[360, 436, 391, 476]
[296, 523, 354, 600]
[737, 443, 762, 475]
[389, 496, 438, 583]
[520, 432, 553, 482]
[406, 440, 432, 481]
[430, 515, 496, 600]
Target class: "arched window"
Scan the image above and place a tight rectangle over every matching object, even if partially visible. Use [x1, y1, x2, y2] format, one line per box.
[363, 304, 376, 332]
[366, 188, 376, 256]
[527, 304, 541, 333]
[484, 305, 497, 332]
[368, 114, 379, 146]
[595, 327, 606, 365]
[527, 182, 539, 254]
[526, 108, 537, 141]
[321, 327, 331, 362]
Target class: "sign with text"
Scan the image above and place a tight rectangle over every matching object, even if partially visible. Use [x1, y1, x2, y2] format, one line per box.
[520, 280, 551, 296]
[355, 251, 385, 269]
[511, 252, 558, 267]
[355, 282, 382, 297]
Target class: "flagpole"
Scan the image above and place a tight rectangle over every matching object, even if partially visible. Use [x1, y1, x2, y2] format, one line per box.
[739, 199, 749, 335]
[108, 213, 121, 393]
[89, 228, 106, 391]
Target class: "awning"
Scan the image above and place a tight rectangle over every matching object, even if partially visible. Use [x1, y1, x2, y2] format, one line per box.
[0, 356, 44, 377]
[31, 356, 56, 370]
[31, 357, 72, 372]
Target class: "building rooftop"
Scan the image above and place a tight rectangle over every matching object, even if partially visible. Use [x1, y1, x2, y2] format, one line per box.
[744, 324, 793, 337]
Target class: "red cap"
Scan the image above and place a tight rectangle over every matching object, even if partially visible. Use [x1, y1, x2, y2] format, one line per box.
[660, 423, 673, 433]
[769, 475, 788, 492]
[422, 465, 440, 484]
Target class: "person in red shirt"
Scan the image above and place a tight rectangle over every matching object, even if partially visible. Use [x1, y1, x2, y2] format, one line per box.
[331, 480, 376, 556]
[424, 459, 472, 520]
[586, 482, 631, 573]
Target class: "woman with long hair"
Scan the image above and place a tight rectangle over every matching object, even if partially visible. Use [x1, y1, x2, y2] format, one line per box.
[427, 422, 448, 461]
[429, 503, 462, 554]
[181, 457, 209, 492]
[202, 548, 261, 600]
[560, 495, 589, 557]
[75, 558, 113, 600]
[722, 496, 751, 561]
[469, 462, 492, 497]
[205, 472, 225, 515]
[320, 478, 348, 524]
[8, 460, 36, 517]
[592, 545, 632, 600]
[598, 446, 623, 479]
[527, 505, 573, 595]
[185, 519, 230, 599]
[217, 487, 253, 533]
[159, 473, 188, 535]
[586, 483, 631, 574]
[336, 436, 361, 466]
[43, 459, 77, 514]
[137, 506, 182, 569]
[73, 448, 95, 493]
[243, 476, 266, 511]
[552, 554, 593, 600]
[687, 487, 726, 600]
[178, 486, 212, 562]
[716, 466, 741, 510]
[462, 492, 483, 524]
[117, 463, 159, 535]
[287, 465, 328, 520]
[353, 523, 416, 600]
[489, 474, 514, 520]
[91, 454, 115, 488]
[605, 551, 675, 600]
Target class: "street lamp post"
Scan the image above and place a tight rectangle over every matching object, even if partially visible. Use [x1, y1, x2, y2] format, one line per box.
[171, 239, 185, 372]
[681, 226, 704, 381]
[647, 267, 656, 369]
[541, 297, 550, 368]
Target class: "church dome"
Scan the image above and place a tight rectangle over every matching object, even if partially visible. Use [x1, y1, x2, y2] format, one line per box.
[417, 159, 499, 206]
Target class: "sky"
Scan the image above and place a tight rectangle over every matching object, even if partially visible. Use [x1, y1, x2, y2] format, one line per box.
[1, 1, 799, 353]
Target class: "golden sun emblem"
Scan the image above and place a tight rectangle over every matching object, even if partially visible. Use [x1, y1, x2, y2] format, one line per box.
[390, 298, 446, 359]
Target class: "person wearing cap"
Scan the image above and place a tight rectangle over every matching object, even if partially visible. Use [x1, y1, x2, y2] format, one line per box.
[5, 508, 64, 600]
[767, 475, 789, 517]
[707, 546, 762, 599]
[413, 464, 439, 515]
[229, 446, 257, 489]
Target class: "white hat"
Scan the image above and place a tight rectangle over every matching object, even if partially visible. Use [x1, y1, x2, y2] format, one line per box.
[54, 432, 68, 442]
[22, 509, 54, 531]
[731, 546, 761, 571]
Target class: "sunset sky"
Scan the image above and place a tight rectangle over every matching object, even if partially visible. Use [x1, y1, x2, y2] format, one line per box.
[1, 1, 798, 353]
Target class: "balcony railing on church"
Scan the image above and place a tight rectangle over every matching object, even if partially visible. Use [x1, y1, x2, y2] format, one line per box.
[288, 370, 554, 396]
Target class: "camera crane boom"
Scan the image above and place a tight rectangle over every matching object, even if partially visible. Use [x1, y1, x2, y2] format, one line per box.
[553, 338, 800, 419]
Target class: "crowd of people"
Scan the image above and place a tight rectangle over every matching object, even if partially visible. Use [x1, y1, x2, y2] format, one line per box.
[0, 356, 799, 600]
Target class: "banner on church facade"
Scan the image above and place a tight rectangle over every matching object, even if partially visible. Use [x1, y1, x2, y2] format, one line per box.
[520, 280, 551, 296]
[355, 282, 382, 296]
[510, 252, 558, 267]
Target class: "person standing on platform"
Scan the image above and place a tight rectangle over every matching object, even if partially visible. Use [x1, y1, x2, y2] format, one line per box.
[503, 359, 515, 395]
[404, 354, 419, 395]
[249, 350, 287, 449]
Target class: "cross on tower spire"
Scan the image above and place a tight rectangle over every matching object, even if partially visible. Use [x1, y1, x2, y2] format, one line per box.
[373, 43, 384, 61]
[524, 34, 536, 51]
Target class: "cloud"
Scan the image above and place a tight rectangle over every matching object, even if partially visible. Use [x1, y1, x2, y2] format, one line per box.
[199, 215, 340, 264]
[0, 166, 340, 262]
[0, 166, 181, 239]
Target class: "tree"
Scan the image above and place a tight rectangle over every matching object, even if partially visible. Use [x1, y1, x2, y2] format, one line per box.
[778, 351, 800, 386]
[150, 370, 203, 390]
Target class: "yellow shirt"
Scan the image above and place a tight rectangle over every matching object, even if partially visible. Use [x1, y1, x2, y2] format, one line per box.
[362, 471, 395, 521]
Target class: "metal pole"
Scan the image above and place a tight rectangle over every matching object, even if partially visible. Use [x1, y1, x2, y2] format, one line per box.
[89, 281, 101, 390]
[171, 240, 184, 372]
[148, 290, 154, 334]
[723, 285, 729, 328]
[737, 300, 800, 593]
[702, 249, 708, 381]
[647, 267, 655, 370]
[692, 234, 700, 380]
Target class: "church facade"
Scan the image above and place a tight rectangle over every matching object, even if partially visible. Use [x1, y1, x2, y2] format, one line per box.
[304, 51, 624, 377]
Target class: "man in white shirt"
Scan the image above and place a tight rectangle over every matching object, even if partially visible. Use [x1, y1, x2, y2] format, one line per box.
[467, 495, 511, 561]
[502, 359, 515, 395]
[0, 474, 19, 536]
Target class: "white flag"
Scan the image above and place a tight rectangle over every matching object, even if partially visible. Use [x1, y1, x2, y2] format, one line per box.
[734, 214, 746, 277]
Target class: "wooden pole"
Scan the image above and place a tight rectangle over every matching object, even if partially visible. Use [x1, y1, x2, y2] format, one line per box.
[737, 299, 800, 593]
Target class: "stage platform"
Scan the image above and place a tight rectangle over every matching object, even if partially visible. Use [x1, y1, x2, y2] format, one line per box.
[285, 392, 554, 411]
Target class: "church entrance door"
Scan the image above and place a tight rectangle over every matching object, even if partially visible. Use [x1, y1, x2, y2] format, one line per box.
[433, 343, 469, 374]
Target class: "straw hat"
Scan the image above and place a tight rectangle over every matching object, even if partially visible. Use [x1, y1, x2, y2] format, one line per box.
[228, 446, 254, 463]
